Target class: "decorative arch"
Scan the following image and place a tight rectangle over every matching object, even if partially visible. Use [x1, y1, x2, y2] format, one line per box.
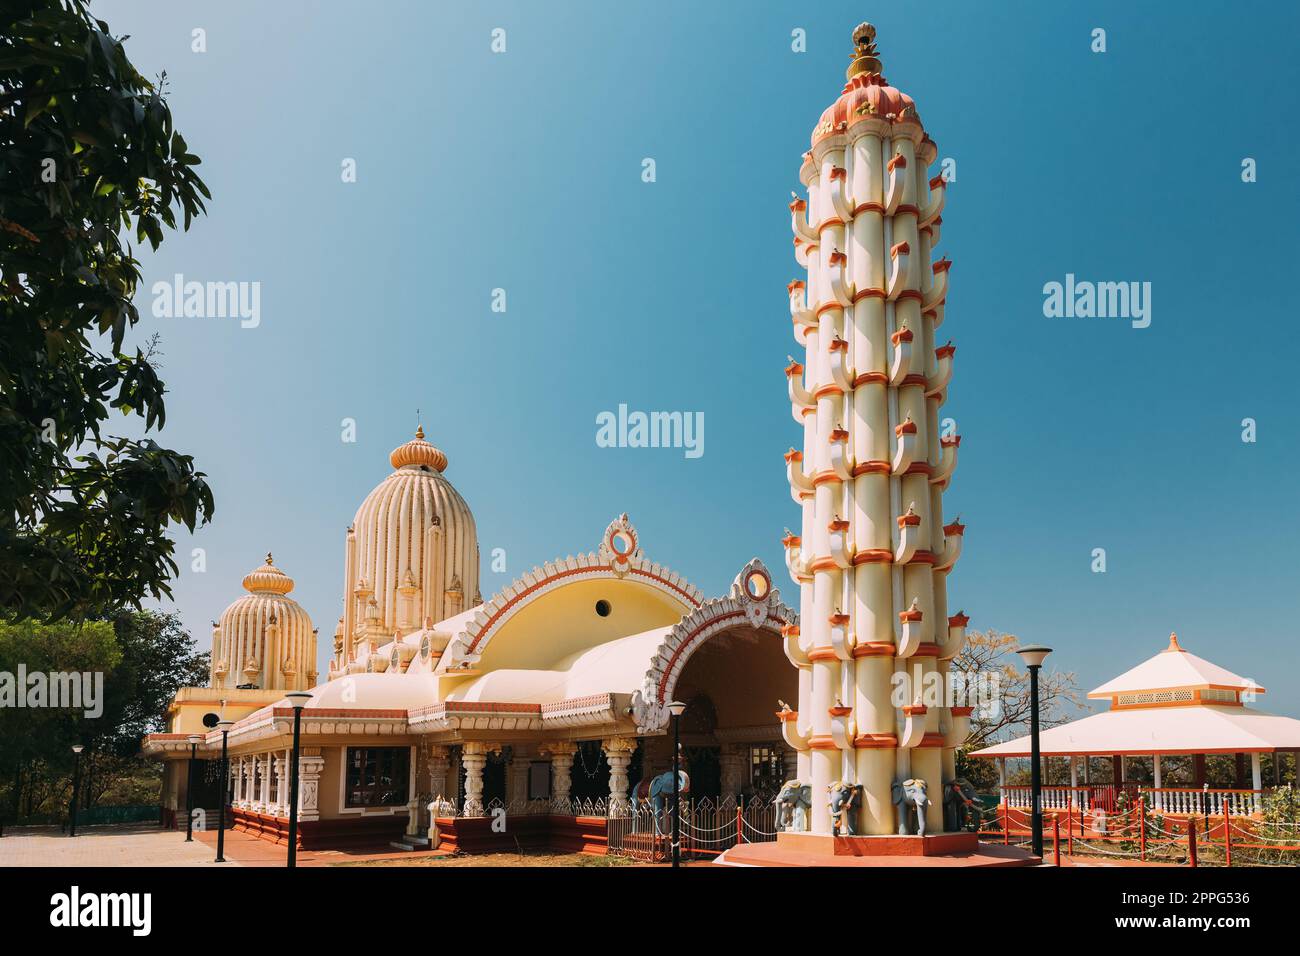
[630, 558, 797, 733]
[439, 515, 705, 669]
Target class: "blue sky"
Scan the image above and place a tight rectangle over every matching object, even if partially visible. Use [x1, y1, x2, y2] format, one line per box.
[97, 1, 1300, 713]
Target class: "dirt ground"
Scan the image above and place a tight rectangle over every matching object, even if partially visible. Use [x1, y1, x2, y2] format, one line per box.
[342, 849, 638, 867]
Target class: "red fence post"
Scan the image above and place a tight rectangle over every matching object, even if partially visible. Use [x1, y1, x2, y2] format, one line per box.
[1002, 802, 1009, 844]
[1053, 814, 1061, 866]
[1067, 804, 1074, 856]
[1224, 803, 1232, 868]
[736, 804, 743, 845]
[1187, 816, 1197, 868]
[1138, 795, 1146, 863]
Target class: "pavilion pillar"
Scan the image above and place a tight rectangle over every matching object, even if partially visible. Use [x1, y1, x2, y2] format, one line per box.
[1152, 754, 1162, 812]
[1193, 753, 1207, 787]
[297, 751, 324, 822]
[602, 737, 637, 817]
[238, 757, 251, 808]
[1111, 754, 1122, 787]
[1069, 755, 1079, 809]
[1234, 753, 1246, 788]
[1251, 753, 1262, 814]
[541, 741, 576, 812]
[506, 744, 531, 805]
[460, 743, 492, 817]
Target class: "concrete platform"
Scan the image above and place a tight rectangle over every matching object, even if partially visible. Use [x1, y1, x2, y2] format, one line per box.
[716, 832, 1039, 867]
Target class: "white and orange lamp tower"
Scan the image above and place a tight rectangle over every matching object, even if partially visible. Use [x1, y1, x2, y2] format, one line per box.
[781, 22, 969, 838]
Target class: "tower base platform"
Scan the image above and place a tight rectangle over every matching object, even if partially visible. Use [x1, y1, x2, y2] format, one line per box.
[715, 831, 1039, 867]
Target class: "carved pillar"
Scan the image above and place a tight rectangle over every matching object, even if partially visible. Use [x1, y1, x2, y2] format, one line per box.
[508, 745, 531, 805]
[426, 745, 452, 805]
[461, 743, 491, 817]
[719, 745, 746, 798]
[603, 737, 637, 817]
[238, 757, 251, 808]
[297, 750, 324, 822]
[275, 750, 289, 816]
[259, 752, 272, 812]
[541, 742, 577, 812]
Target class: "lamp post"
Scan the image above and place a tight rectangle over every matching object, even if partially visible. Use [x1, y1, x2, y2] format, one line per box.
[215, 719, 233, 863]
[68, 745, 84, 837]
[1016, 644, 1052, 859]
[185, 734, 202, 842]
[284, 691, 313, 868]
[667, 700, 686, 868]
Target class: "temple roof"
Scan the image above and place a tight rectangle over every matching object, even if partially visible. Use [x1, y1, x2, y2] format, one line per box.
[1087, 632, 1262, 698]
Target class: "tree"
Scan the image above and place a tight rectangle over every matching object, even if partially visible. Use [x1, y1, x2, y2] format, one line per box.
[952, 629, 1082, 791]
[0, 608, 206, 819]
[1, 0, 213, 620]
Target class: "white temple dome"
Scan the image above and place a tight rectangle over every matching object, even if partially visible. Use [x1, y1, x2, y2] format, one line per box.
[346, 426, 480, 639]
[213, 554, 316, 691]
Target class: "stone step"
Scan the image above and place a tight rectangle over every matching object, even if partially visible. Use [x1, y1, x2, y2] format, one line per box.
[388, 835, 432, 851]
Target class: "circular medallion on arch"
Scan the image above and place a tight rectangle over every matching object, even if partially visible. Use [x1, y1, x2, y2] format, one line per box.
[608, 526, 636, 563]
[742, 566, 772, 602]
[202, 712, 220, 728]
[420, 634, 431, 660]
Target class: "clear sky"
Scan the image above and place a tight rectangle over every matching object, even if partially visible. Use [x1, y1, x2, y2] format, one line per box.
[96, 1, 1300, 714]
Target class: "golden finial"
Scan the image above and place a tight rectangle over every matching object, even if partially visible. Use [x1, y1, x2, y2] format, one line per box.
[1167, 631, 1183, 652]
[846, 21, 882, 80]
[265, 552, 273, 565]
[415, 424, 425, 440]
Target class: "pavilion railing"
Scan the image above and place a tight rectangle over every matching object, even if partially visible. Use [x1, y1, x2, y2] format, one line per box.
[1000, 785, 1265, 817]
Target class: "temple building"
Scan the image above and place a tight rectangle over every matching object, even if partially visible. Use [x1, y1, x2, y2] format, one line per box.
[145, 429, 801, 849]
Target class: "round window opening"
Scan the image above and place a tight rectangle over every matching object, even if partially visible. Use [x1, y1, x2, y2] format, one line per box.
[744, 570, 770, 600]
[202, 712, 220, 728]
[595, 599, 612, 617]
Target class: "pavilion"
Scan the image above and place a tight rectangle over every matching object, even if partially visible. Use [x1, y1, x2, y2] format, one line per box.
[970, 633, 1300, 816]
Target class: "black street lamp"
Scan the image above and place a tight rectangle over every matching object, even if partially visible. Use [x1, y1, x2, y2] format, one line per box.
[215, 719, 233, 863]
[284, 690, 313, 868]
[68, 745, 84, 837]
[1016, 644, 1052, 859]
[185, 734, 202, 842]
[667, 700, 686, 868]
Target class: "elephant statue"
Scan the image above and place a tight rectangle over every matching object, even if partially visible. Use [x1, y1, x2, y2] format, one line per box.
[633, 769, 690, 829]
[827, 782, 863, 836]
[775, 780, 812, 832]
[891, 777, 930, 836]
[943, 777, 980, 832]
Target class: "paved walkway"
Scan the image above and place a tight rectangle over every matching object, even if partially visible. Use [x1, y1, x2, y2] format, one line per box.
[0, 823, 451, 868]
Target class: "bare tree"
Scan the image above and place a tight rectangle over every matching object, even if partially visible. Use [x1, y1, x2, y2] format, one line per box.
[953, 629, 1083, 751]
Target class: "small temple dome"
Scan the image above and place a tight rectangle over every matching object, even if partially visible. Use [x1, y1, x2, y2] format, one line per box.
[809, 22, 930, 152]
[241, 552, 295, 595]
[388, 425, 449, 472]
[213, 554, 317, 691]
[347, 426, 479, 638]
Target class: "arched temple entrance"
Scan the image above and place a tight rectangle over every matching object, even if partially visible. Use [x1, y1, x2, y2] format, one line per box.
[630, 560, 799, 801]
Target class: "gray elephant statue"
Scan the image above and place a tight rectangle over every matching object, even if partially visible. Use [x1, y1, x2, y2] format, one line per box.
[891, 777, 930, 836]
[827, 782, 863, 836]
[775, 780, 812, 832]
[943, 777, 980, 832]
